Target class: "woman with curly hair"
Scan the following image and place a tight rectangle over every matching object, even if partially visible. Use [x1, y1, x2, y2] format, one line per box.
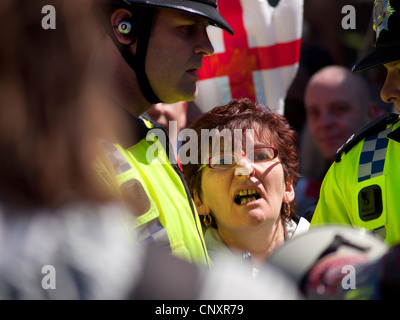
[180, 98, 309, 275]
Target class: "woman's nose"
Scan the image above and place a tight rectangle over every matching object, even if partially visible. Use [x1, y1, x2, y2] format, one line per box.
[234, 158, 254, 177]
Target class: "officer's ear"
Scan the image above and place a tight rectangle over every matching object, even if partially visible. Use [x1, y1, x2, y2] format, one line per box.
[110, 8, 138, 46]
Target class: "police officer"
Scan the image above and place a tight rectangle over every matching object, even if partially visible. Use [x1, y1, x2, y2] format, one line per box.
[311, 0, 400, 245]
[92, 0, 233, 267]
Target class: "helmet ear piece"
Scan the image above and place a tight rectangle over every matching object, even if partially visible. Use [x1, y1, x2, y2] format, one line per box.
[117, 20, 132, 34]
[115, 17, 138, 43]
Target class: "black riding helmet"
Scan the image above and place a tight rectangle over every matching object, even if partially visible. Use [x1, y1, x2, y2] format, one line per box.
[99, 0, 233, 103]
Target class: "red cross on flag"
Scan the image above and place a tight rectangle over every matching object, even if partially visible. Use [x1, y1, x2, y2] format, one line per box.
[195, 0, 303, 115]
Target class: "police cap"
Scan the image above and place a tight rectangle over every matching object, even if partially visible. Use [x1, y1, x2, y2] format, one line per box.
[353, 0, 400, 73]
[107, 0, 233, 34]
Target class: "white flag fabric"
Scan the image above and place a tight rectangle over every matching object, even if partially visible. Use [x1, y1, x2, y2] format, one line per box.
[195, 0, 304, 115]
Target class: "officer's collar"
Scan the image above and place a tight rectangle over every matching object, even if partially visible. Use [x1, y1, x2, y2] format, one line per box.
[114, 114, 149, 150]
[388, 125, 400, 142]
[118, 113, 171, 152]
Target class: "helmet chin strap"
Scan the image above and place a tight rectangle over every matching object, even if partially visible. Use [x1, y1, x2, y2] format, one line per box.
[117, 9, 162, 104]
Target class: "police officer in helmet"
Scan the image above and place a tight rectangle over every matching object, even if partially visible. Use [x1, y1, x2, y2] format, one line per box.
[92, 0, 233, 266]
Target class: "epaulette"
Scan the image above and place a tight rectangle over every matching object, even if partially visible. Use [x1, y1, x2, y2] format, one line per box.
[334, 113, 399, 162]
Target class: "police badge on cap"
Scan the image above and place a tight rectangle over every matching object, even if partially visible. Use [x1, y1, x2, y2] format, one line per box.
[373, 0, 395, 41]
[352, 0, 400, 73]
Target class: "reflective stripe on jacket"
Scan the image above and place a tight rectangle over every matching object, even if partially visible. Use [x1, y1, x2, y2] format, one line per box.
[99, 117, 210, 267]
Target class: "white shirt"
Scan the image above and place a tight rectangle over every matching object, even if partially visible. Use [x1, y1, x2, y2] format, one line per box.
[204, 217, 310, 277]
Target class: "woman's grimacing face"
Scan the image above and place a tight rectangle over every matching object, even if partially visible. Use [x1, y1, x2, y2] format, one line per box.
[196, 132, 295, 235]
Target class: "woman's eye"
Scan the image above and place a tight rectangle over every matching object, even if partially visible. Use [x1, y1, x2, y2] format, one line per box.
[254, 154, 268, 161]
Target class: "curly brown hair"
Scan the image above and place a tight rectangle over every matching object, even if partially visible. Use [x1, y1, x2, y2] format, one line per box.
[180, 98, 300, 224]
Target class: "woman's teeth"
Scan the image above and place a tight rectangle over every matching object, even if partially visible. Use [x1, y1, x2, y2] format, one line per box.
[234, 189, 260, 205]
[240, 196, 257, 205]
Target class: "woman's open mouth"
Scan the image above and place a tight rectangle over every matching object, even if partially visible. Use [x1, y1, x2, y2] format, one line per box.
[234, 189, 261, 205]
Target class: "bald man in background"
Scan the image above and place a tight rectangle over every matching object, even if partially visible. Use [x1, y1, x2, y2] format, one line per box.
[297, 65, 384, 220]
[305, 65, 383, 161]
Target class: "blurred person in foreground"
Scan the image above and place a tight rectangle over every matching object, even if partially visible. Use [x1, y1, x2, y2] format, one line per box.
[311, 0, 400, 246]
[181, 98, 309, 276]
[268, 224, 389, 300]
[0, 0, 302, 300]
[0, 0, 141, 299]
[296, 65, 382, 220]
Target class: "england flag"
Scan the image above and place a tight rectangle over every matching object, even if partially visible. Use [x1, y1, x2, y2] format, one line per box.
[195, 0, 304, 115]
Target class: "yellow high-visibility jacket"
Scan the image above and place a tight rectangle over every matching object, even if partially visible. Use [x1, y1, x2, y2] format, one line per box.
[311, 113, 400, 246]
[97, 116, 210, 267]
